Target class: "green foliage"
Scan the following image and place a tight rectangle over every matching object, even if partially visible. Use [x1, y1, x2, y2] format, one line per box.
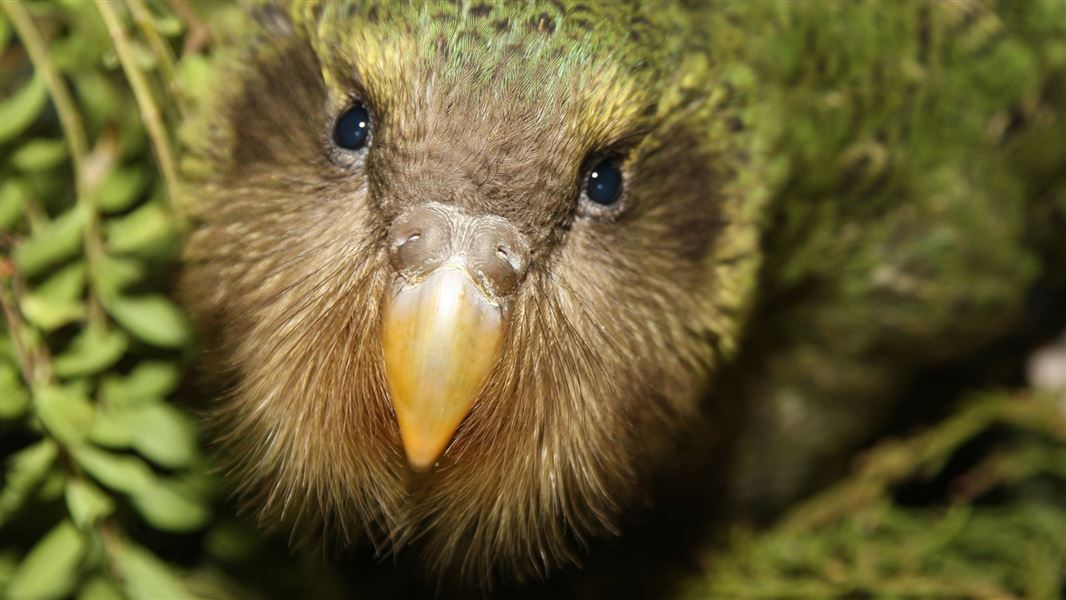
[681, 393, 1066, 599]
[0, 441, 57, 527]
[0, 1, 221, 597]
[4, 520, 87, 600]
[1, 2, 1063, 599]
[0, 74, 47, 143]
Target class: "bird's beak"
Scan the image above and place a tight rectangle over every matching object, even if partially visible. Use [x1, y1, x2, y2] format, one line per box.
[381, 264, 505, 470]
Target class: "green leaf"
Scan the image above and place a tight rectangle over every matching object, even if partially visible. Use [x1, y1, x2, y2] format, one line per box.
[13, 204, 86, 277]
[11, 139, 68, 172]
[205, 521, 259, 562]
[87, 405, 133, 448]
[127, 40, 156, 70]
[128, 403, 199, 468]
[105, 201, 176, 257]
[130, 476, 210, 532]
[73, 71, 123, 127]
[92, 167, 148, 214]
[0, 439, 57, 527]
[0, 178, 28, 231]
[0, 361, 30, 420]
[37, 468, 67, 502]
[107, 294, 191, 348]
[65, 478, 115, 529]
[0, 551, 16, 594]
[35, 261, 87, 302]
[0, 75, 48, 143]
[0, 8, 9, 51]
[154, 14, 183, 37]
[72, 445, 153, 495]
[0, 334, 16, 363]
[88, 401, 197, 468]
[33, 385, 95, 446]
[53, 326, 128, 378]
[77, 576, 124, 600]
[51, 1, 97, 17]
[63, 378, 93, 400]
[113, 543, 190, 600]
[93, 253, 145, 298]
[20, 293, 86, 331]
[50, 34, 89, 73]
[116, 109, 147, 158]
[3, 520, 86, 600]
[177, 54, 211, 98]
[0, 334, 18, 364]
[99, 360, 180, 408]
[4, 326, 41, 366]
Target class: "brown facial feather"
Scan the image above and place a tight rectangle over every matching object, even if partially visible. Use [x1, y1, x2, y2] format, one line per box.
[180, 1, 760, 585]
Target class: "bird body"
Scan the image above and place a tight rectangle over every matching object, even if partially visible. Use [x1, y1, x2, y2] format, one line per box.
[179, 0, 1066, 585]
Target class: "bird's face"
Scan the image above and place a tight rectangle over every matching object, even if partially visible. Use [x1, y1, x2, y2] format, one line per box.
[181, 0, 766, 582]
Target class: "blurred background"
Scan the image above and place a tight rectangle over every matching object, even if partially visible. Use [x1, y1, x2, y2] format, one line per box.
[0, 1, 1064, 598]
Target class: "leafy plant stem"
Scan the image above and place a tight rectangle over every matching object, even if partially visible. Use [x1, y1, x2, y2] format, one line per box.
[0, 264, 46, 385]
[2, 0, 88, 179]
[125, 0, 187, 117]
[94, 0, 180, 199]
[3, 0, 109, 328]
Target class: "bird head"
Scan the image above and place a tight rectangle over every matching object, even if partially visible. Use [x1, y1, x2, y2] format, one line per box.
[180, 0, 768, 583]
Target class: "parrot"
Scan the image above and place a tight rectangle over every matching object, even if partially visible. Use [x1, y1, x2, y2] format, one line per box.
[177, 0, 1066, 587]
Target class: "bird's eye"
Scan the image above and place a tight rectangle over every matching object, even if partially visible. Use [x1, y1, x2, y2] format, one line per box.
[584, 159, 623, 206]
[333, 103, 371, 150]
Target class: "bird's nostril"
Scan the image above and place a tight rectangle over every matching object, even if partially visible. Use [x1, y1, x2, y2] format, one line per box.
[387, 205, 528, 295]
[495, 244, 522, 274]
[397, 231, 421, 248]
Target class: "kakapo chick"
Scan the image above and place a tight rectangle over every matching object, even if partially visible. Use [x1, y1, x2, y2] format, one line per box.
[179, 0, 1066, 585]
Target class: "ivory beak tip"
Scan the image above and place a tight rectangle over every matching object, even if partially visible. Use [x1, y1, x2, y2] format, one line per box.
[398, 434, 446, 472]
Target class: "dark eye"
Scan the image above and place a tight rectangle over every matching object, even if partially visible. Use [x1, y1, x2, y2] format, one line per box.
[584, 159, 623, 206]
[333, 103, 371, 150]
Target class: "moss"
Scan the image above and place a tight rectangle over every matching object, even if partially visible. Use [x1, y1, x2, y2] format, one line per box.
[684, 393, 1066, 600]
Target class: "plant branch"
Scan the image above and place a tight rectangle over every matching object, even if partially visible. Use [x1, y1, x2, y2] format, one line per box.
[168, 0, 211, 54]
[0, 261, 50, 385]
[94, 0, 180, 199]
[125, 0, 186, 117]
[4, 0, 110, 327]
[2, 0, 88, 183]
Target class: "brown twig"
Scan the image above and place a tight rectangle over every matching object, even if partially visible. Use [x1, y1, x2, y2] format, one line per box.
[168, 0, 212, 54]
[0, 260, 47, 385]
